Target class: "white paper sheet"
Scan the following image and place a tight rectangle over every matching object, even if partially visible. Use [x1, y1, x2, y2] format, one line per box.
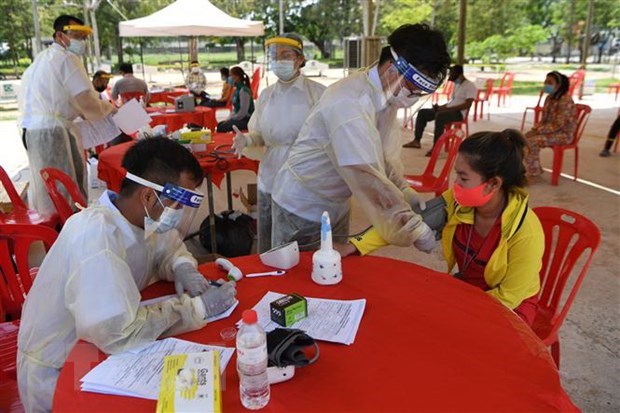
[112, 99, 152, 134]
[75, 115, 121, 149]
[238, 291, 366, 345]
[80, 338, 234, 400]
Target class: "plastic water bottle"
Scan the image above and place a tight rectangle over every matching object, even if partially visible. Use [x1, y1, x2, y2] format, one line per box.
[237, 309, 270, 409]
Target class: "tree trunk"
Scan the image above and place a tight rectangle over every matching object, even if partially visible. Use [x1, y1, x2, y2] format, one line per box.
[313, 40, 331, 59]
[116, 26, 123, 66]
[235, 37, 245, 62]
[566, 0, 575, 64]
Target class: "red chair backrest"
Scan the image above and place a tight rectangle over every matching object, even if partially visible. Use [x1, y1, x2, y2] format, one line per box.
[568, 69, 585, 97]
[0, 224, 58, 319]
[120, 91, 146, 105]
[39, 168, 87, 225]
[533, 207, 600, 341]
[250, 67, 261, 99]
[0, 167, 28, 216]
[423, 129, 465, 185]
[570, 104, 592, 146]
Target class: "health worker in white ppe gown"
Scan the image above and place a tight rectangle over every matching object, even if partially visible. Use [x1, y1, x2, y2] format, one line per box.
[270, 23, 451, 253]
[18, 15, 116, 217]
[17, 138, 237, 413]
[232, 33, 326, 252]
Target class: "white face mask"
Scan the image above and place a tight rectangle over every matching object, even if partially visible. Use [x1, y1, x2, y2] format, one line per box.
[67, 38, 86, 56]
[191, 67, 200, 73]
[144, 192, 184, 238]
[389, 87, 420, 108]
[272, 60, 297, 82]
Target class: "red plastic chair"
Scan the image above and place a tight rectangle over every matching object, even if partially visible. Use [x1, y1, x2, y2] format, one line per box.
[520, 89, 545, 131]
[0, 166, 59, 229]
[119, 91, 147, 105]
[40, 168, 87, 225]
[491, 72, 515, 106]
[472, 78, 494, 122]
[250, 67, 261, 99]
[549, 103, 591, 186]
[443, 106, 470, 139]
[608, 83, 620, 101]
[532, 207, 600, 367]
[568, 69, 585, 100]
[0, 315, 22, 413]
[431, 80, 454, 104]
[404, 129, 465, 196]
[0, 224, 58, 320]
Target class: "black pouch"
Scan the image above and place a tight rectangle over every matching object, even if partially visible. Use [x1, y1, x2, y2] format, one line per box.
[266, 328, 319, 368]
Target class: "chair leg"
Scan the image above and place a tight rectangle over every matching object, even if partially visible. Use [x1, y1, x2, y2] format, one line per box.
[473, 102, 478, 122]
[551, 340, 561, 368]
[574, 147, 578, 181]
[551, 147, 564, 186]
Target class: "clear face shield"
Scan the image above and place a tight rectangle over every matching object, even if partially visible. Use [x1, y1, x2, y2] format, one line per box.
[125, 173, 204, 240]
[387, 47, 443, 119]
[266, 37, 303, 82]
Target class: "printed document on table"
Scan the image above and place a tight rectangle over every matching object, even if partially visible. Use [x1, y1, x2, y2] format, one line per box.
[238, 291, 366, 345]
[80, 338, 234, 400]
[74, 115, 121, 149]
[112, 98, 151, 134]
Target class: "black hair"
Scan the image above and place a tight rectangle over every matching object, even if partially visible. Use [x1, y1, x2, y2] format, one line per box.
[547, 71, 570, 100]
[53, 15, 84, 40]
[379, 23, 450, 85]
[459, 129, 527, 191]
[119, 63, 133, 74]
[220, 67, 230, 77]
[120, 138, 204, 195]
[450, 65, 464, 77]
[230, 66, 251, 90]
[93, 70, 108, 79]
[191, 60, 199, 65]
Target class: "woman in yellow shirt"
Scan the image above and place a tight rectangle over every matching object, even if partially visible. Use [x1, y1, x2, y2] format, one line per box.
[340, 129, 543, 325]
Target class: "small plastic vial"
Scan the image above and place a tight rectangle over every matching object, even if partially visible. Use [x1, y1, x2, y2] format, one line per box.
[236, 309, 270, 410]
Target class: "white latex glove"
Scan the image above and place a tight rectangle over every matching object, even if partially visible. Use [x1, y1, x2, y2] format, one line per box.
[403, 187, 427, 212]
[413, 223, 437, 254]
[232, 125, 251, 159]
[174, 263, 210, 297]
[200, 281, 237, 317]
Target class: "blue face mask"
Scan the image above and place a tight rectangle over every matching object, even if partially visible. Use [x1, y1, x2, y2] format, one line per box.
[67, 38, 86, 56]
[272, 60, 297, 82]
[543, 84, 555, 94]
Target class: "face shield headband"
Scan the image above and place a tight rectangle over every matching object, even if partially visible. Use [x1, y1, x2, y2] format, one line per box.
[62, 25, 93, 35]
[389, 48, 440, 95]
[125, 172, 204, 208]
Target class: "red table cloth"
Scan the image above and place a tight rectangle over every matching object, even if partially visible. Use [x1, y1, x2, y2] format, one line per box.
[147, 106, 217, 133]
[97, 133, 258, 193]
[52, 254, 578, 413]
[149, 88, 189, 104]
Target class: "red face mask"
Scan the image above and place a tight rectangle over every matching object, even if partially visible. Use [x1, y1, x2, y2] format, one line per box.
[453, 182, 495, 207]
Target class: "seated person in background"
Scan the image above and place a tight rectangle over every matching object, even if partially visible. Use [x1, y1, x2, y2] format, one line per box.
[403, 64, 476, 156]
[186, 60, 208, 102]
[17, 138, 237, 413]
[201, 67, 234, 108]
[339, 130, 542, 326]
[111, 62, 150, 105]
[216, 66, 254, 132]
[598, 112, 620, 157]
[523, 71, 577, 176]
[92, 70, 113, 101]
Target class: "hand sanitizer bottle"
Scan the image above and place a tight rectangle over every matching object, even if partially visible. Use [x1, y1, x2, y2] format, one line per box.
[311, 211, 343, 285]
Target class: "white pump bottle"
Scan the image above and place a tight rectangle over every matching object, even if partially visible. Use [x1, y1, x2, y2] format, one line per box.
[311, 211, 343, 285]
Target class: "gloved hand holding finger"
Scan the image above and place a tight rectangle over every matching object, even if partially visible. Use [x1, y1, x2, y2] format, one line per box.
[413, 223, 437, 254]
[174, 263, 210, 297]
[200, 281, 238, 317]
[232, 125, 251, 159]
[403, 187, 426, 212]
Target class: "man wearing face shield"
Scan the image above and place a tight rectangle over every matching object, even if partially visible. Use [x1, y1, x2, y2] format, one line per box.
[403, 64, 477, 154]
[270, 24, 451, 252]
[231, 33, 326, 252]
[18, 15, 117, 217]
[17, 138, 237, 413]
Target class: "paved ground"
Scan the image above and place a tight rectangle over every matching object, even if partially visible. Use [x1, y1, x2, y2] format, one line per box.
[1, 69, 619, 412]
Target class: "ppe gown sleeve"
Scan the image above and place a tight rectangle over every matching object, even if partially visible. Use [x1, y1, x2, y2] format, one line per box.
[74, 89, 115, 121]
[65, 248, 207, 355]
[246, 89, 266, 147]
[325, 99, 427, 246]
[153, 231, 198, 282]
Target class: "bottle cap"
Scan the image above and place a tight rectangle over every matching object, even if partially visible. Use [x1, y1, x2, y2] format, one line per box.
[242, 309, 258, 324]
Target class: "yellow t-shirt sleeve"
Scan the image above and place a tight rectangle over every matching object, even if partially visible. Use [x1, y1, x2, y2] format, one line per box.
[349, 227, 389, 256]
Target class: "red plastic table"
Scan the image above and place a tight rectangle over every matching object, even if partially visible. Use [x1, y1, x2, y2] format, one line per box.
[149, 88, 189, 104]
[52, 254, 578, 413]
[147, 106, 217, 132]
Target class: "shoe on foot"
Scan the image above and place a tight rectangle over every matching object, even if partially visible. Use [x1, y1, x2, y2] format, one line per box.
[403, 140, 422, 148]
[425, 149, 433, 157]
[599, 149, 611, 157]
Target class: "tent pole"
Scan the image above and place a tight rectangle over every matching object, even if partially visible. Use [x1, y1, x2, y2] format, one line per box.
[251, 38, 255, 71]
[139, 38, 145, 80]
[178, 37, 185, 81]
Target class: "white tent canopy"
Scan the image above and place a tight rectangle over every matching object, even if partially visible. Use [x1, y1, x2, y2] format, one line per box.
[119, 0, 264, 37]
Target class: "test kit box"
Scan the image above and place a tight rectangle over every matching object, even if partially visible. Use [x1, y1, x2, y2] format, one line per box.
[270, 294, 307, 327]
